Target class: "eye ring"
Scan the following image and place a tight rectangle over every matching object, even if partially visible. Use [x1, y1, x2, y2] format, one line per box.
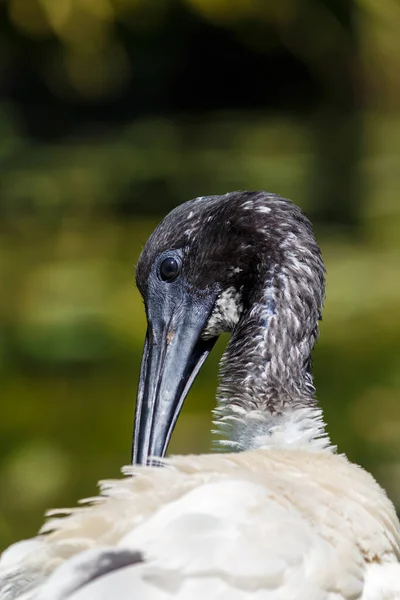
[160, 257, 181, 282]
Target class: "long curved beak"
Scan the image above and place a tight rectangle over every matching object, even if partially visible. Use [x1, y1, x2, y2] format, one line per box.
[132, 294, 217, 465]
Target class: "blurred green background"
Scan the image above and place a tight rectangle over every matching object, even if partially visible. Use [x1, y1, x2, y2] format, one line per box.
[0, 0, 400, 549]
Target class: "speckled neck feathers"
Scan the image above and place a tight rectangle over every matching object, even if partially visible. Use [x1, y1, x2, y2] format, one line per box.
[212, 195, 331, 451]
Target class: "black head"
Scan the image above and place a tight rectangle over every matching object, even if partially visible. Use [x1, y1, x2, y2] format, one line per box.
[136, 191, 320, 311]
[133, 191, 324, 464]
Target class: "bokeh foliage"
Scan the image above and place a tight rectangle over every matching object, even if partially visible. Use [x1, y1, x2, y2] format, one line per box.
[0, 0, 400, 551]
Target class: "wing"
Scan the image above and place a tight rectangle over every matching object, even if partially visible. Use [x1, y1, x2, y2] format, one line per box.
[14, 479, 364, 600]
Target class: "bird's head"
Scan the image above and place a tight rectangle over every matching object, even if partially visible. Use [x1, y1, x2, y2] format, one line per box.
[133, 191, 324, 464]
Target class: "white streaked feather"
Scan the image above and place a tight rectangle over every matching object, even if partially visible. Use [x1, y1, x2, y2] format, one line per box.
[212, 407, 334, 452]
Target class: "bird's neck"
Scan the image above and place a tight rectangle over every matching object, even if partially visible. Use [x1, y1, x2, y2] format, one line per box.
[214, 261, 334, 452]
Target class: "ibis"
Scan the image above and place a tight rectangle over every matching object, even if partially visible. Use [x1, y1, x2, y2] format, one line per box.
[1, 191, 400, 599]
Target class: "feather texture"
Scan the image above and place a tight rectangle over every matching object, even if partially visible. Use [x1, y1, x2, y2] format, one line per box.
[1, 449, 399, 599]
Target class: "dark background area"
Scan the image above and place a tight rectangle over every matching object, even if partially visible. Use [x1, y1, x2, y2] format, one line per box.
[0, 0, 399, 548]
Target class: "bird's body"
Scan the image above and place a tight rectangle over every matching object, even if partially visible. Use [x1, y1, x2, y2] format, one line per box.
[1, 191, 399, 599]
[1, 450, 399, 599]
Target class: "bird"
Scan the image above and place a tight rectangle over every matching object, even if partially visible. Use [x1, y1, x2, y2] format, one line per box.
[1, 190, 400, 600]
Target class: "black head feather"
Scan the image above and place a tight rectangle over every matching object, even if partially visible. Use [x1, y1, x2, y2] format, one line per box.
[136, 191, 330, 451]
[137, 191, 324, 311]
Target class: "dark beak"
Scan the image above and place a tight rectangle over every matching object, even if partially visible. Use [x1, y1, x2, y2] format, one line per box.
[132, 292, 217, 465]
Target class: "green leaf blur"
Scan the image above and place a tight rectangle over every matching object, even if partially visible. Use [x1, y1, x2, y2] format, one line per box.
[0, 0, 399, 551]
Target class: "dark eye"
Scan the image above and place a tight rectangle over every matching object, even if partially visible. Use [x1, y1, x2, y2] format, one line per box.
[160, 257, 180, 281]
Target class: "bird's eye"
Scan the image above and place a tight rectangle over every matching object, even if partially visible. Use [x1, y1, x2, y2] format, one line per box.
[160, 257, 180, 281]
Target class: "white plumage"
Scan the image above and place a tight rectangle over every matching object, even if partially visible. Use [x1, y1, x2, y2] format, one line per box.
[1, 192, 399, 599]
[1, 451, 400, 599]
